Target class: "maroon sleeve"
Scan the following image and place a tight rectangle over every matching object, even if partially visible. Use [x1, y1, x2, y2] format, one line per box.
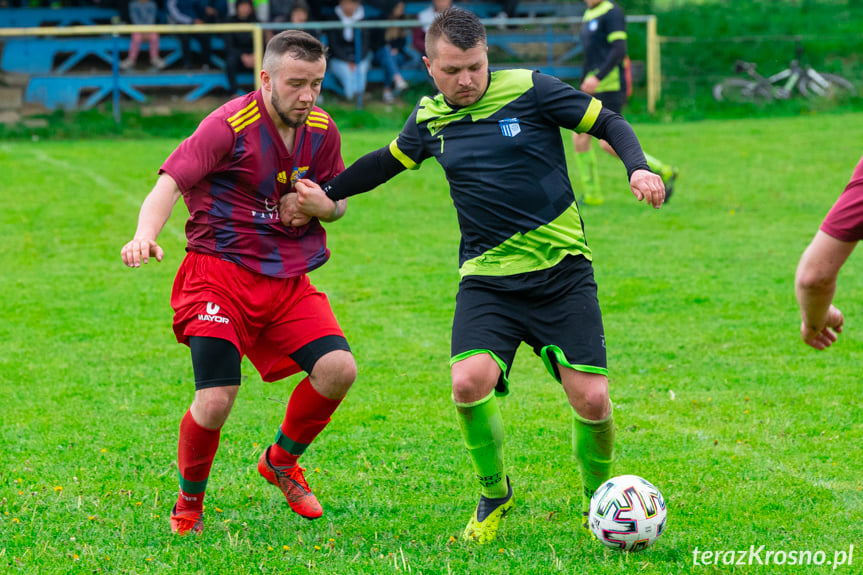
[159, 114, 235, 192]
[820, 155, 863, 242]
[313, 118, 345, 184]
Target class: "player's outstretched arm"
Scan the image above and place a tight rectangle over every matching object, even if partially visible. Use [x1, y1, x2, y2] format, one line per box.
[121, 173, 182, 268]
[587, 109, 663, 207]
[795, 230, 855, 349]
[280, 144, 407, 225]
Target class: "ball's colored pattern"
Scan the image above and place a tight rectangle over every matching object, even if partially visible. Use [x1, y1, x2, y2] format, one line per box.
[588, 474, 667, 552]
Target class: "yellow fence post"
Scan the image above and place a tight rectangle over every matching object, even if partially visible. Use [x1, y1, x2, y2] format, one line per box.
[646, 15, 660, 114]
[254, 24, 263, 90]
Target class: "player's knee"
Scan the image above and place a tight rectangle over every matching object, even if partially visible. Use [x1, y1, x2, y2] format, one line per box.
[450, 375, 477, 403]
[576, 388, 611, 421]
[201, 392, 234, 417]
[450, 366, 496, 403]
[574, 132, 592, 153]
[192, 386, 238, 427]
[310, 350, 356, 397]
[331, 351, 357, 387]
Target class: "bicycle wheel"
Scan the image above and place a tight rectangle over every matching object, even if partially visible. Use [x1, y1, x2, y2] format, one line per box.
[799, 72, 857, 98]
[713, 78, 773, 102]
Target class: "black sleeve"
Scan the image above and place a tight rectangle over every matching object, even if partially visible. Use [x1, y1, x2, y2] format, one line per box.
[587, 108, 650, 179]
[322, 145, 407, 201]
[595, 39, 626, 81]
[532, 71, 597, 130]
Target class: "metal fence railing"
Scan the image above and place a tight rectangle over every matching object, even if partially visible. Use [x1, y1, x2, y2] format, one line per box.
[0, 14, 661, 114]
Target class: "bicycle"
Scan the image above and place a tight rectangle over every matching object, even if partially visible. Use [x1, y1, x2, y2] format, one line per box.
[713, 53, 856, 103]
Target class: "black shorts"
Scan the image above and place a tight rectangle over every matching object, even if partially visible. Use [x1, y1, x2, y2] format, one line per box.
[594, 89, 626, 114]
[451, 255, 607, 395]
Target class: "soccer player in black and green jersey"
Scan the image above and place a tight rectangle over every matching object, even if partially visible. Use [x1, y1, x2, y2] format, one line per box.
[281, 7, 666, 544]
[573, 0, 678, 206]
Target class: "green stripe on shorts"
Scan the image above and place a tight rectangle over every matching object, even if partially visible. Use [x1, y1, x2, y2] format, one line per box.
[540, 345, 608, 383]
[450, 349, 512, 397]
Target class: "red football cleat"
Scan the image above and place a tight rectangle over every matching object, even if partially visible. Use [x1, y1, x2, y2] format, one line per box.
[170, 504, 203, 535]
[258, 446, 323, 519]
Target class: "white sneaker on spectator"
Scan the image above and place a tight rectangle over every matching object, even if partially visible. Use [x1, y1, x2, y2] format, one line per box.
[393, 76, 408, 93]
[383, 88, 395, 104]
[152, 57, 167, 70]
[120, 58, 135, 70]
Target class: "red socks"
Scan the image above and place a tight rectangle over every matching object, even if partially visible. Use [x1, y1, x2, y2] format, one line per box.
[175, 410, 221, 514]
[173, 378, 341, 513]
[269, 377, 342, 468]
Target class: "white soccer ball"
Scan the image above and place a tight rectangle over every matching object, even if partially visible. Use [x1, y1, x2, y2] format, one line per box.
[588, 474, 667, 552]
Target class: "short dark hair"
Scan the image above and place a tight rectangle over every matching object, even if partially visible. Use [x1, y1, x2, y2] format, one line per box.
[263, 30, 327, 72]
[290, 0, 310, 14]
[425, 7, 487, 59]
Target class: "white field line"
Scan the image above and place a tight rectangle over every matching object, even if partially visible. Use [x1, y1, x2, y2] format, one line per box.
[26, 146, 186, 243]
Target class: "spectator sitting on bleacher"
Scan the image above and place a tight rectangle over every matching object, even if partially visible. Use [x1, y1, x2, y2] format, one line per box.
[224, 0, 257, 94]
[266, 0, 318, 43]
[122, 0, 166, 70]
[372, 0, 413, 103]
[288, 1, 320, 37]
[327, 0, 373, 99]
[413, 0, 451, 56]
[167, 0, 225, 69]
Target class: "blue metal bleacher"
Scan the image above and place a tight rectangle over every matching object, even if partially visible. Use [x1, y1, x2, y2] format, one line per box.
[2, 31, 232, 109]
[1, 36, 182, 74]
[393, 2, 564, 18]
[2, 4, 585, 110]
[0, 35, 230, 75]
[25, 71, 254, 110]
[0, 7, 120, 27]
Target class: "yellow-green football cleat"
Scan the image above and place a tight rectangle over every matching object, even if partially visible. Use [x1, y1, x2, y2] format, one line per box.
[662, 167, 679, 203]
[462, 478, 514, 544]
[583, 192, 604, 206]
[582, 511, 597, 540]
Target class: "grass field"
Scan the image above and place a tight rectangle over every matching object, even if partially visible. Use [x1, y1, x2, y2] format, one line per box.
[1, 111, 862, 574]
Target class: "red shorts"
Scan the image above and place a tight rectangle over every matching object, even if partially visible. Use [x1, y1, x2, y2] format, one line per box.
[171, 251, 345, 382]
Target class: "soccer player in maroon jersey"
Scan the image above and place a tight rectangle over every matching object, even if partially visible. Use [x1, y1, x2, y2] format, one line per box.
[120, 30, 356, 535]
[795, 154, 863, 350]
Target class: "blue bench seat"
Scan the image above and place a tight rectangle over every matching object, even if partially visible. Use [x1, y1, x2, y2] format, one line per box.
[24, 70, 253, 110]
[0, 7, 119, 27]
[1, 36, 227, 75]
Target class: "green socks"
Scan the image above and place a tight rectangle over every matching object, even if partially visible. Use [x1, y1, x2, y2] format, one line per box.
[573, 406, 615, 515]
[574, 148, 602, 204]
[455, 391, 508, 498]
[455, 390, 615, 510]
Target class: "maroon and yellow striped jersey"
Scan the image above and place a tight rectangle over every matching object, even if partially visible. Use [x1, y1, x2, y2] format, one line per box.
[161, 90, 344, 278]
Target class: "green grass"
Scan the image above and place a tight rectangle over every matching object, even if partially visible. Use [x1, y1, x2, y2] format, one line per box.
[1, 112, 863, 574]
[630, 0, 863, 121]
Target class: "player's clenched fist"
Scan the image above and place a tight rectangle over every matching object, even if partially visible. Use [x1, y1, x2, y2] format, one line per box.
[121, 238, 164, 268]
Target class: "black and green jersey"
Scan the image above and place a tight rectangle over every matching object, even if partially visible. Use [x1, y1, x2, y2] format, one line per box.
[581, 0, 627, 93]
[390, 69, 602, 279]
